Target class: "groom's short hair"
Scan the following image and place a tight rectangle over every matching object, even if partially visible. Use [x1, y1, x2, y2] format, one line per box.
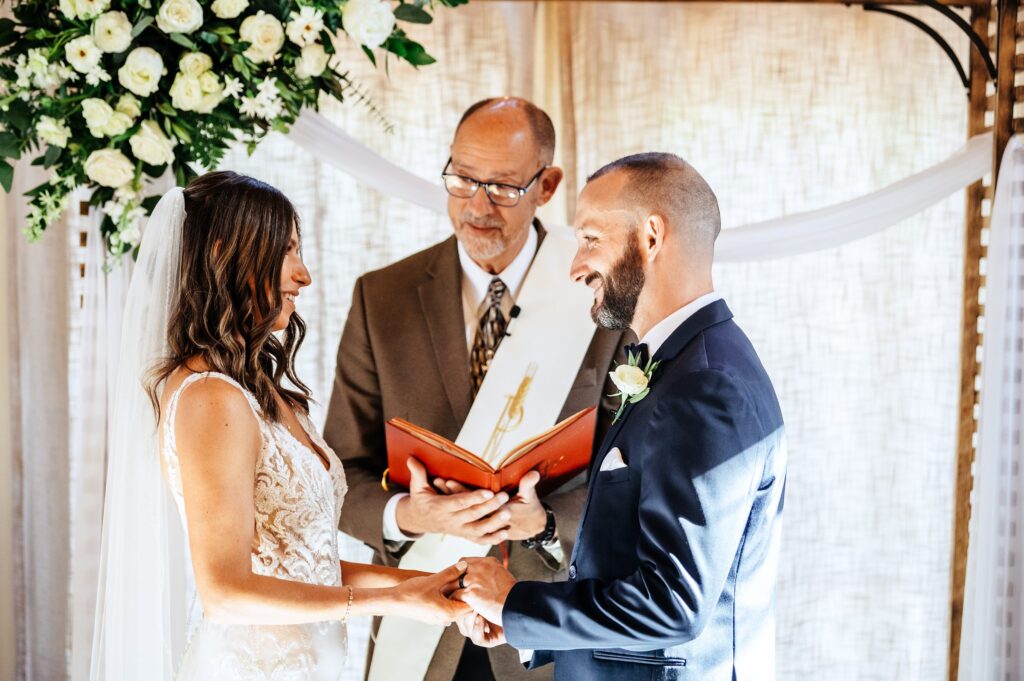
[456, 97, 556, 163]
[587, 152, 721, 251]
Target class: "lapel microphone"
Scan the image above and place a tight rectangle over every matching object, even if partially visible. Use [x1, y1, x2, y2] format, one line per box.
[503, 305, 521, 337]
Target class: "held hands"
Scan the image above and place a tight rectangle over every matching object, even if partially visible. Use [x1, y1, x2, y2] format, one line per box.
[430, 468, 548, 542]
[453, 556, 517, 636]
[393, 561, 473, 626]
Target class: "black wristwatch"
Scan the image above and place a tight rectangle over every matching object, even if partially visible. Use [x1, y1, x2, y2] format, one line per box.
[521, 503, 556, 549]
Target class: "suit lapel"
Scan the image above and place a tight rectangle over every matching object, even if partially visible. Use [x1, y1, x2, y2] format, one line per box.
[418, 237, 473, 425]
[574, 299, 736, 560]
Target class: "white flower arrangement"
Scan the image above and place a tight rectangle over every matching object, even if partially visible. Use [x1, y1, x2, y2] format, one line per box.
[0, 0, 466, 259]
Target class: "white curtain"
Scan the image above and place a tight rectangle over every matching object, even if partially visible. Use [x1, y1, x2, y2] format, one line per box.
[959, 135, 1024, 681]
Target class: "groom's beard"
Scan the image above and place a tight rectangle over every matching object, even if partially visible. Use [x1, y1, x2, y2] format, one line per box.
[587, 236, 645, 330]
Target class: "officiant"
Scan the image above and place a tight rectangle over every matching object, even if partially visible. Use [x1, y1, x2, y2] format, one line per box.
[324, 97, 626, 681]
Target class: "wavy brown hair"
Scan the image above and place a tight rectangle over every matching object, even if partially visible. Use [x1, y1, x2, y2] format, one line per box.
[147, 170, 311, 422]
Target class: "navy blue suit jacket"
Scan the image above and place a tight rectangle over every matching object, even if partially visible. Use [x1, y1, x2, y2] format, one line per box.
[502, 299, 786, 681]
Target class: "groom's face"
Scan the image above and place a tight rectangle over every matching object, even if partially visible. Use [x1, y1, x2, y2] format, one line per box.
[571, 174, 647, 330]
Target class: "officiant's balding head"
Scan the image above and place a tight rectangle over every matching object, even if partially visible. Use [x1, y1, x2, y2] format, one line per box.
[571, 152, 720, 336]
[444, 97, 564, 274]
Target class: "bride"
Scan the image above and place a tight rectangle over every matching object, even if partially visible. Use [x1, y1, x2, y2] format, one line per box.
[90, 171, 469, 680]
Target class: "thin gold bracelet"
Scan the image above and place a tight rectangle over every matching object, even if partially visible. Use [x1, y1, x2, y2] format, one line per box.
[341, 585, 354, 623]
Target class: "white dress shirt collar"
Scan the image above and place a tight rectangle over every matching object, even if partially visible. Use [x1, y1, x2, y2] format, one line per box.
[457, 222, 539, 302]
[640, 291, 722, 357]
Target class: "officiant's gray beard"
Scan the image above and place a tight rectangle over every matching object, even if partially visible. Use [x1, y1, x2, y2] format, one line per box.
[589, 235, 645, 330]
[455, 213, 513, 262]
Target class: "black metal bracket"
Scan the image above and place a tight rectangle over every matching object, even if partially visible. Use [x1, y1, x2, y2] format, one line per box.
[862, 0, 997, 95]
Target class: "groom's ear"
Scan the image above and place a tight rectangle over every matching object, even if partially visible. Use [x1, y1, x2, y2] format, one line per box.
[642, 214, 666, 264]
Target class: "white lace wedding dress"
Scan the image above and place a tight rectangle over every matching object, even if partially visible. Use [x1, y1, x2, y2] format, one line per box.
[162, 371, 349, 681]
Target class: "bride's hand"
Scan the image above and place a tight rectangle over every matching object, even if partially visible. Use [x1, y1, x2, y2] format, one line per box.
[390, 562, 472, 626]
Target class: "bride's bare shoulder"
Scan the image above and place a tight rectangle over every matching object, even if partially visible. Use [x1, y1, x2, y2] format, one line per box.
[161, 359, 260, 456]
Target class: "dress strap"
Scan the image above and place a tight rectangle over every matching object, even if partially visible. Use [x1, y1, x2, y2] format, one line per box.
[163, 371, 267, 475]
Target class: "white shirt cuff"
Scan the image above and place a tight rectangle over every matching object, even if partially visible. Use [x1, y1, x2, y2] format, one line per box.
[519, 649, 534, 665]
[382, 493, 422, 542]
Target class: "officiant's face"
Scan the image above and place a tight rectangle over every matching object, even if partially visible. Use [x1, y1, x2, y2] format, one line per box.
[447, 115, 553, 272]
[571, 174, 646, 330]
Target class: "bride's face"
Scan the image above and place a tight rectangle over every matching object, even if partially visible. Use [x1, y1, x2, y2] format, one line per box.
[273, 224, 311, 331]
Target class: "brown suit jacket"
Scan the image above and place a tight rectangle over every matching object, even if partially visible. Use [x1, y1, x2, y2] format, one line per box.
[324, 225, 627, 681]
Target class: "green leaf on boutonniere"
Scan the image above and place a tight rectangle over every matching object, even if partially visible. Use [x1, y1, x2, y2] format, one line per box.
[627, 387, 650, 404]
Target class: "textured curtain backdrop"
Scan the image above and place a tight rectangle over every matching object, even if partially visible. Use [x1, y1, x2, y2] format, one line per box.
[31, 4, 966, 680]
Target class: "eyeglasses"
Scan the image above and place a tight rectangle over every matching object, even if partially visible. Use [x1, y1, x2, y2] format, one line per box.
[441, 157, 548, 208]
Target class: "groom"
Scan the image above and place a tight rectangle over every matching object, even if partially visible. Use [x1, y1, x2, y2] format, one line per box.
[457, 152, 787, 680]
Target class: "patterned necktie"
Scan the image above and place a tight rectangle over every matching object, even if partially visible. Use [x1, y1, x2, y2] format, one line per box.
[470, 278, 508, 397]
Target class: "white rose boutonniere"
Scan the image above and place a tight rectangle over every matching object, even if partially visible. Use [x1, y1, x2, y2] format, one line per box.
[608, 346, 660, 423]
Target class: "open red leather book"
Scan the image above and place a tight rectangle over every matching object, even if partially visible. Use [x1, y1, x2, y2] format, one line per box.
[384, 407, 597, 494]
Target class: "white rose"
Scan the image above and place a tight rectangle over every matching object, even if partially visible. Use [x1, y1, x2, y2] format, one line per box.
[59, 0, 80, 19]
[117, 47, 166, 97]
[609, 365, 649, 397]
[169, 73, 204, 111]
[197, 76, 224, 113]
[295, 42, 329, 79]
[64, 36, 102, 74]
[82, 98, 114, 137]
[210, 0, 248, 19]
[240, 11, 285, 64]
[286, 6, 324, 47]
[342, 0, 395, 48]
[92, 11, 133, 53]
[36, 116, 71, 148]
[61, 0, 110, 19]
[103, 112, 132, 137]
[179, 51, 213, 77]
[78, 0, 111, 19]
[119, 223, 142, 246]
[156, 0, 203, 34]
[129, 120, 176, 166]
[115, 93, 141, 119]
[85, 148, 135, 188]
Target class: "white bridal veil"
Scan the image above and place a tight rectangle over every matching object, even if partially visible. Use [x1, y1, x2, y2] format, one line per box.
[90, 187, 190, 681]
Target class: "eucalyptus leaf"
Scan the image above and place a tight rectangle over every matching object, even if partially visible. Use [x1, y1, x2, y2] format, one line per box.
[169, 32, 198, 50]
[42, 145, 62, 168]
[130, 15, 154, 38]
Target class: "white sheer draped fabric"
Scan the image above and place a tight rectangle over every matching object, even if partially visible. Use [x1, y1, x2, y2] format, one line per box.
[959, 135, 1024, 681]
[89, 189, 189, 681]
[291, 110, 991, 262]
